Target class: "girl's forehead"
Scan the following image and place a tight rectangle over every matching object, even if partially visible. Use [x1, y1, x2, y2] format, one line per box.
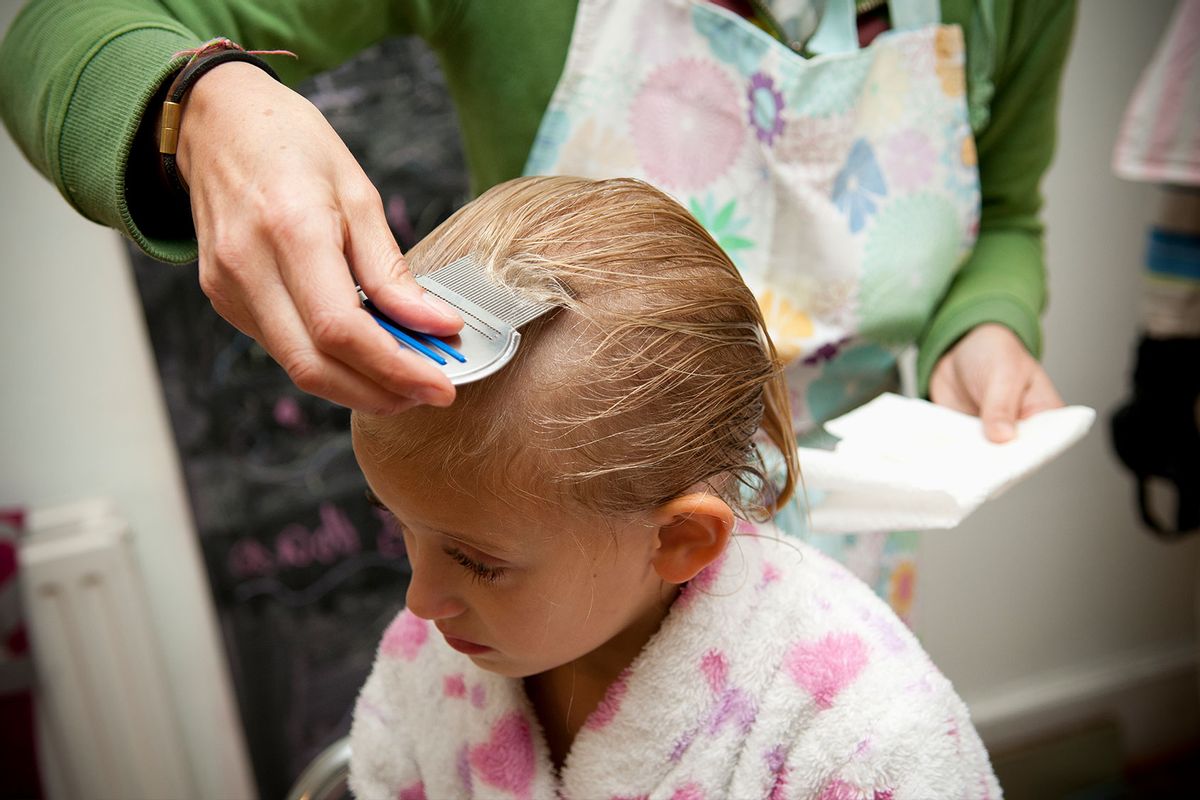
[363, 448, 608, 553]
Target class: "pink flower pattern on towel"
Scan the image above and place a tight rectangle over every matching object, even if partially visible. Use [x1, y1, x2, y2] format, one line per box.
[381, 612, 428, 661]
[671, 782, 706, 800]
[586, 669, 631, 730]
[455, 744, 473, 795]
[785, 633, 869, 710]
[671, 648, 757, 761]
[766, 745, 790, 800]
[700, 649, 728, 693]
[675, 548, 729, 611]
[443, 673, 467, 699]
[819, 778, 897, 800]
[468, 712, 535, 799]
[397, 781, 426, 800]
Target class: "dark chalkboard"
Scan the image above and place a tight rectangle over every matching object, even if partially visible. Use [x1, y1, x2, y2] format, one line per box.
[128, 37, 469, 799]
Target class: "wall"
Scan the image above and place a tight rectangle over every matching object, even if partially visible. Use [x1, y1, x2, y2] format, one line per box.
[0, 1, 255, 796]
[0, 0, 1194, 784]
[916, 0, 1200, 759]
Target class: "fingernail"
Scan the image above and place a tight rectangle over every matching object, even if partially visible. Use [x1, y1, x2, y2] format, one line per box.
[420, 290, 461, 323]
[992, 421, 1015, 441]
[416, 385, 453, 407]
[387, 400, 418, 416]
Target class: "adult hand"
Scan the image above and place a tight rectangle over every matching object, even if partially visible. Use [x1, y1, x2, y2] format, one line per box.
[177, 62, 462, 414]
[929, 323, 1064, 443]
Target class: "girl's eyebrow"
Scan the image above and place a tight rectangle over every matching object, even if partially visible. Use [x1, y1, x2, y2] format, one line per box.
[364, 487, 520, 560]
[434, 528, 520, 562]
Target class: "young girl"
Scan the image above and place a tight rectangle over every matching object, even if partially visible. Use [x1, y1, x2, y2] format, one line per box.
[349, 177, 999, 799]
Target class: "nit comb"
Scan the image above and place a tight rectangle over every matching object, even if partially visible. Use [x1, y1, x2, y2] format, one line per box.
[360, 255, 557, 385]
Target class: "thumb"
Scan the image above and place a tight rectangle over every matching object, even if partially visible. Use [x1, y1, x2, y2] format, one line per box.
[346, 192, 462, 336]
[978, 366, 1024, 443]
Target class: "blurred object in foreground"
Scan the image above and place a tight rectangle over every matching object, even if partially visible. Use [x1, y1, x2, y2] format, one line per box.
[18, 499, 191, 799]
[1, 507, 43, 800]
[1113, 0, 1200, 185]
[1110, 0, 1200, 539]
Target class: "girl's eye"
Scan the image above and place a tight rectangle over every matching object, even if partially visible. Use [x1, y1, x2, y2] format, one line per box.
[445, 547, 507, 585]
[364, 488, 387, 510]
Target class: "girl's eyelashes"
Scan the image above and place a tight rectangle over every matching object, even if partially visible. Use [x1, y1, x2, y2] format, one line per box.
[364, 488, 387, 510]
[444, 546, 507, 585]
[366, 496, 507, 584]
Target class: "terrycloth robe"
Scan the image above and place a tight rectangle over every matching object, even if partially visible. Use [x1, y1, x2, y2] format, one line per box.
[350, 526, 1001, 799]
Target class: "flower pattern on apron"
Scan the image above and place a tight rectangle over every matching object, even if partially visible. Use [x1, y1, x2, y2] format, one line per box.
[524, 0, 981, 619]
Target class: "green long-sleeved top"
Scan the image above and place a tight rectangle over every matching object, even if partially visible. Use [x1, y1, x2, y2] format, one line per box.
[0, 0, 1076, 393]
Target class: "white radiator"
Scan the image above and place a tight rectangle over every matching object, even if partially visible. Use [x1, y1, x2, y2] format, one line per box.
[20, 499, 196, 799]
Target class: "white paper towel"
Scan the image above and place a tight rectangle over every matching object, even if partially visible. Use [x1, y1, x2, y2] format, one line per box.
[796, 393, 1096, 533]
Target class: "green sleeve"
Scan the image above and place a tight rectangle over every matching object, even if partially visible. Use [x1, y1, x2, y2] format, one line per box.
[916, 0, 1077, 394]
[0, 0, 459, 263]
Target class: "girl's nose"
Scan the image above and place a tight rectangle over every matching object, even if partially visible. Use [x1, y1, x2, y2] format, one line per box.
[404, 554, 466, 621]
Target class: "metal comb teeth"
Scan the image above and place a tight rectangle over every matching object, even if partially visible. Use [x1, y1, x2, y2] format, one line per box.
[361, 255, 559, 386]
[418, 255, 554, 331]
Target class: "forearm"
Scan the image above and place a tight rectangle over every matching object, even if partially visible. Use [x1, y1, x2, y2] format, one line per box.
[0, 0, 430, 262]
[916, 0, 1076, 394]
[917, 228, 1045, 394]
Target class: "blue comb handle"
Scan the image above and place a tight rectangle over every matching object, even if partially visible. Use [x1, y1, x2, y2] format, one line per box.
[363, 300, 467, 365]
[413, 331, 468, 363]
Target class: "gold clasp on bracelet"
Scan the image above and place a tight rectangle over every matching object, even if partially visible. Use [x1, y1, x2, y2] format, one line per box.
[159, 101, 182, 155]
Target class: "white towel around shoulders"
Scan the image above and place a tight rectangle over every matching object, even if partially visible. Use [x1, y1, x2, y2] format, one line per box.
[350, 524, 1001, 799]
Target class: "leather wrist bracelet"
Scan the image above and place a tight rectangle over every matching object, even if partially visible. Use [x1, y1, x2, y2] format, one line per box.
[156, 38, 291, 195]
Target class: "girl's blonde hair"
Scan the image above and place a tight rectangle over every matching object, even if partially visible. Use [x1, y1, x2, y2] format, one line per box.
[353, 176, 798, 521]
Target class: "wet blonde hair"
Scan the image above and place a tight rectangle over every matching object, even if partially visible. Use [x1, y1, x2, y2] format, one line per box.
[353, 176, 798, 521]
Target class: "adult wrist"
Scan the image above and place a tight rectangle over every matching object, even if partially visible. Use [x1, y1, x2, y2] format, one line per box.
[155, 38, 292, 195]
[173, 61, 281, 188]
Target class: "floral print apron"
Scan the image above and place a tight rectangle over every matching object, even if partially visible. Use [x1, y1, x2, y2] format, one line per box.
[523, 0, 982, 621]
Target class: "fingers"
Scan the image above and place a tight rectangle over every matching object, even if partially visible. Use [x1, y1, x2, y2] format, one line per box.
[928, 357, 977, 415]
[1019, 366, 1066, 419]
[183, 77, 458, 413]
[932, 324, 1065, 443]
[270, 211, 456, 407]
[246, 274, 425, 414]
[978, 360, 1025, 443]
[199, 269, 260, 341]
[980, 361, 1068, 442]
[342, 186, 463, 337]
[199, 210, 455, 411]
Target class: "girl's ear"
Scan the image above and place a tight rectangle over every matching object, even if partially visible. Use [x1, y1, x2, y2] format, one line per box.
[649, 493, 735, 585]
